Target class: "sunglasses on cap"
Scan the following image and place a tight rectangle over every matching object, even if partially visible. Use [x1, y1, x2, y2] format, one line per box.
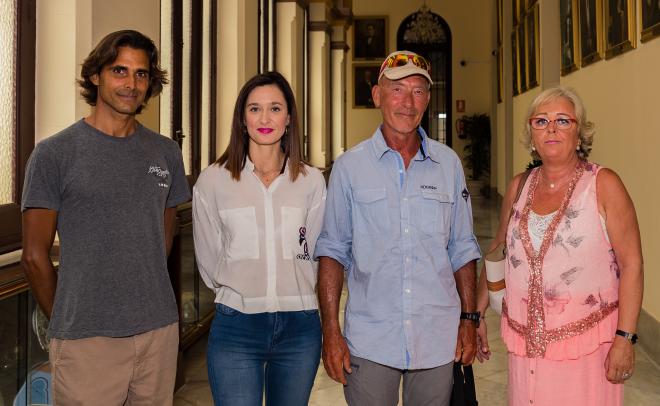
[379, 53, 431, 75]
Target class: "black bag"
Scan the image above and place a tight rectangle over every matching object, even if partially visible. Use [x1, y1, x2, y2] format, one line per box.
[450, 363, 478, 406]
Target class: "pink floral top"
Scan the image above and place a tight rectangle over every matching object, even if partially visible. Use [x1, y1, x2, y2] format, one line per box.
[501, 162, 619, 360]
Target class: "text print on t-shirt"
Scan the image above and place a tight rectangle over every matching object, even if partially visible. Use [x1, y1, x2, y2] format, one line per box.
[148, 165, 170, 188]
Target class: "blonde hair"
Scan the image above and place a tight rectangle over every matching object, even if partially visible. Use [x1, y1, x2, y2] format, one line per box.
[522, 86, 594, 160]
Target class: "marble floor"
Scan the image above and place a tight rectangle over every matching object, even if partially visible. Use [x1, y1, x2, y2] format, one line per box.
[174, 195, 660, 406]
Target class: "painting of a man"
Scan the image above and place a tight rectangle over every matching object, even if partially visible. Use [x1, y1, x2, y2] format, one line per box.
[354, 66, 379, 108]
[354, 17, 387, 59]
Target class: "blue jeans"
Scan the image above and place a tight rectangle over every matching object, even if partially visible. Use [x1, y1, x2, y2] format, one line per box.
[207, 304, 321, 406]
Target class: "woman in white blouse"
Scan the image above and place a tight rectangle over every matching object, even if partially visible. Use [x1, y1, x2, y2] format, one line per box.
[193, 71, 326, 406]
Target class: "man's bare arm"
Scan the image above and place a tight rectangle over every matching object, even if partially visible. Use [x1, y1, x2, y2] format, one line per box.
[453, 259, 478, 364]
[318, 256, 352, 384]
[21, 209, 58, 319]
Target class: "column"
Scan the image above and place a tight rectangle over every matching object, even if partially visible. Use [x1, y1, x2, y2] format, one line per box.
[216, 0, 258, 153]
[307, 0, 332, 168]
[276, 0, 306, 104]
[330, 15, 350, 161]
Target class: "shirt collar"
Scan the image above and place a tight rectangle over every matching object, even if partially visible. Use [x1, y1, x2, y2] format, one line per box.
[243, 155, 290, 176]
[370, 126, 439, 163]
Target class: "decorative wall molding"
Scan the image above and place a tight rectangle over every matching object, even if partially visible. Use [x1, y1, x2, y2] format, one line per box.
[331, 40, 349, 51]
[276, 0, 309, 9]
[309, 21, 331, 34]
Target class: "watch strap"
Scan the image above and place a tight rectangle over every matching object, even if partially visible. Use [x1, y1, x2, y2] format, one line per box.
[615, 329, 638, 344]
[460, 312, 481, 327]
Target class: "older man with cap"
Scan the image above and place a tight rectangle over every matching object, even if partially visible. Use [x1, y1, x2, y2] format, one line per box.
[315, 50, 482, 405]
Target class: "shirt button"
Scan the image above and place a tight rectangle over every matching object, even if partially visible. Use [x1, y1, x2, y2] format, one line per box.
[404, 228, 409, 233]
[405, 289, 411, 294]
[405, 320, 411, 325]
[530, 370, 534, 374]
[403, 197, 408, 201]
[399, 169, 403, 173]
[405, 257, 410, 263]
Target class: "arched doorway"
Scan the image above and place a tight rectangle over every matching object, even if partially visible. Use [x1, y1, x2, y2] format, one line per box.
[397, 5, 452, 147]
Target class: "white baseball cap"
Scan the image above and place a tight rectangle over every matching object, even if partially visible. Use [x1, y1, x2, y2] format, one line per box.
[378, 50, 433, 84]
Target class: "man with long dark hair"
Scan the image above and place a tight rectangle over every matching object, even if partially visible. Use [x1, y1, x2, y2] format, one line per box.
[21, 30, 190, 405]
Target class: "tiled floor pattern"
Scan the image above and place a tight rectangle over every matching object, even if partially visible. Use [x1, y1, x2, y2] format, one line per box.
[174, 196, 660, 405]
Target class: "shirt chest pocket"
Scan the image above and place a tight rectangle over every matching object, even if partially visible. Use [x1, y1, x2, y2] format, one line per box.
[413, 190, 453, 237]
[353, 188, 390, 236]
[218, 206, 259, 261]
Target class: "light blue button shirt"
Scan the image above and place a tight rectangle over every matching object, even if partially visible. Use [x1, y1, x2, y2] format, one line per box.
[315, 127, 481, 370]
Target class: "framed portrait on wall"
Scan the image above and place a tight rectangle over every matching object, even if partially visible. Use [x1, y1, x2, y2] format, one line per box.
[518, 24, 527, 92]
[512, 30, 519, 96]
[561, 0, 579, 75]
[641, 0, 660, 42]
[526, 4, 539, 89]
[353, 16, 388, 60]
[605, 0, 636, 58]
[353, 64, 380, 108]
[579, 0, 603, 67]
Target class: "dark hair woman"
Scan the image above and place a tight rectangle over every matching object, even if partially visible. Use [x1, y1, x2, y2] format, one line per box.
[192, 71, 326, 405]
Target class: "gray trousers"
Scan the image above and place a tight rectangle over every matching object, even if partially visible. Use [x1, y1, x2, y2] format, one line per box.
[343, 355, 454, 406]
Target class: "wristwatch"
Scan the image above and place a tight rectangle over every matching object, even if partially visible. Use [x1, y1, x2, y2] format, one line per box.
[615, 329, 638, 344]
[460, 311, 481, 328]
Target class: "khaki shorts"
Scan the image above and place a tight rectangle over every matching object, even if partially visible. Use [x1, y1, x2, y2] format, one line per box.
[49, 322, 178, 406]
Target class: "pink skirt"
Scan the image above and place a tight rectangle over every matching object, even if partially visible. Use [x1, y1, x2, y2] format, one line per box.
[508, 343, 623, 406]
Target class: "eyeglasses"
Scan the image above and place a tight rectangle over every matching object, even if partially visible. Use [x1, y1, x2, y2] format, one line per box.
[379, 53, 431, 75]
[529, 117, 577, 130]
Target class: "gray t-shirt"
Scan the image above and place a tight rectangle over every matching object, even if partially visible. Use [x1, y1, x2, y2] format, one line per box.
[22, 119, 191, 339]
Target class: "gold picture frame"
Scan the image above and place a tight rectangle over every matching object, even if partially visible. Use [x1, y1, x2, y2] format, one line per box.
[604, 0, 636, 59]
[525, 4, 540, 89]
[579, 0, 604, 67]
[497, 0, 503, 46]
[518, 24, 527, 92]
[513, 0, 520, 26]
[497, 46, 503, 103]
[641, 0, 660, 42]
[512, 30, 520, 96]
[561, 0, 580, 75]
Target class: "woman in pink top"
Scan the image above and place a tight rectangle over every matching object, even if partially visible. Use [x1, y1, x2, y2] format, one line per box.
[475, 87, 643, 405]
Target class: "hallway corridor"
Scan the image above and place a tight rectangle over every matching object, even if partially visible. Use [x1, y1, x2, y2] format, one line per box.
[173, 196, 660, 405]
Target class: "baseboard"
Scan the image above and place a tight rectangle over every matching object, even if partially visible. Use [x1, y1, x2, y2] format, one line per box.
[638, 308, 660, 368]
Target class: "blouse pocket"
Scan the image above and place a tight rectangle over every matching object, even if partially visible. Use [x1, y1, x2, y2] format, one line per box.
[218, 206, 259, 261]
[353, 188, 390, 235]
[281, 206, 308, 260]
